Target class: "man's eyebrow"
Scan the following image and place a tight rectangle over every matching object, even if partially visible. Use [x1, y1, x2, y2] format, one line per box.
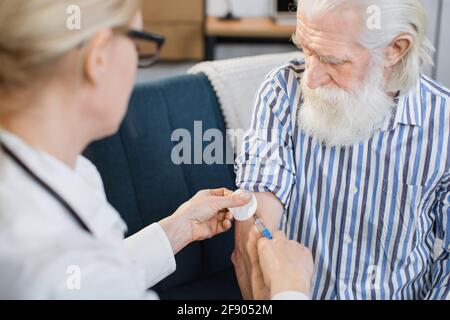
[319, 55, 347, 65]
[298, 38, 349, 65]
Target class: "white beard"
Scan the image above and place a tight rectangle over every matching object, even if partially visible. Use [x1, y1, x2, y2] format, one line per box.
[298, 55, 395, 147]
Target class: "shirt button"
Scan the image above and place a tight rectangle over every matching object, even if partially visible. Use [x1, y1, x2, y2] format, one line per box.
[344, 234, 352, 244]
[350, 186, 358, 194]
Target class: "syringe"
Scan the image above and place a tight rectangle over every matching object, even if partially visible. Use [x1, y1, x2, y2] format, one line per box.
[254, 218, 273, 240]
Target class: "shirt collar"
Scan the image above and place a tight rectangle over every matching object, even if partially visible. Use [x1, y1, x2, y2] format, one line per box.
[381, 80, 423, 132]
[0, 129, 127, 238]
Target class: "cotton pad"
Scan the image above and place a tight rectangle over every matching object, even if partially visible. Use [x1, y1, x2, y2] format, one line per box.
[229, 189, 257, 221]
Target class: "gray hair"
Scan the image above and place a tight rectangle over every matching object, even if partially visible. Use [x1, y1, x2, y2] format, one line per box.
[297, 0, 434, 93]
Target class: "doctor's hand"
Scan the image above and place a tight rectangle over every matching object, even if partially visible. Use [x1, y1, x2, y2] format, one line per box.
[159, 188, 252, 254]
[256, 230, 314, 299]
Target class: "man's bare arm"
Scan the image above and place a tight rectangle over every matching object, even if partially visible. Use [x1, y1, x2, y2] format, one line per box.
[232, 192, 284, 299]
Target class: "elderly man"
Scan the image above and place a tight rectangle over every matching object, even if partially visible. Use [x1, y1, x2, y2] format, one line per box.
[233, 0, 450, 300]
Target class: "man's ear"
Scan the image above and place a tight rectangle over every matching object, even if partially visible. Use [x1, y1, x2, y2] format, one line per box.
[83, 29, 113, 86]
[384, 33, 414, 67]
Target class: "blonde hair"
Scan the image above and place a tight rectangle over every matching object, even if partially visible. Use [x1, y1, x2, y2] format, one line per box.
[0, 0, 140, 92]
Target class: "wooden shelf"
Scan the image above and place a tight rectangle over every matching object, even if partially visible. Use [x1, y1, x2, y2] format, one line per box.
[206, 17, 296, 38]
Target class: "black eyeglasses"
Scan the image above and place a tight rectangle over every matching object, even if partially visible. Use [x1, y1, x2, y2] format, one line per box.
[121, 29, 166, 68]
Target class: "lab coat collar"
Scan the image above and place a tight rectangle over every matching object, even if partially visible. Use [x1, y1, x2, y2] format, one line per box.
[0, 129, 127, 238]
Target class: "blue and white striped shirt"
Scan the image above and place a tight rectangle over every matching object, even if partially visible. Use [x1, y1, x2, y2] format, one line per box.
[235, 59, 450, 300]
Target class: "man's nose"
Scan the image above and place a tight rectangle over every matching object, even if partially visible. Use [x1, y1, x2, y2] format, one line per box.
[306, 56, 331, 89]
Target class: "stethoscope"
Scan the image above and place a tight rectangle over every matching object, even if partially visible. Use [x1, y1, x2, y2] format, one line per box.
[0, 142, 93, 235]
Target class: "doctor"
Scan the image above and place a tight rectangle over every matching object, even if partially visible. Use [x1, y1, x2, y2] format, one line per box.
[0, 0, 255, 299]
[0, 0, 314, 300]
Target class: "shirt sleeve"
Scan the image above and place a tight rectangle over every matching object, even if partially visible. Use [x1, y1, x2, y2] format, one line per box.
[124, 223, 176, 289]
[235, 69, 297, 209]
[425, 171, 450, 299]
[272, 291, 310, 300]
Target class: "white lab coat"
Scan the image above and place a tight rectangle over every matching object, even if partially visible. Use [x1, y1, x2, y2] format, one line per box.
[0, 129, 175, 299]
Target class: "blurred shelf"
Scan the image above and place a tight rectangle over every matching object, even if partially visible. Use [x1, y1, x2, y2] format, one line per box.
[206, 17, 296, 38]
[205, 17, 296, 60]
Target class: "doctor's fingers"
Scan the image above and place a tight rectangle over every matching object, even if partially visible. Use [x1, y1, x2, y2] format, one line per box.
[208, 193, 252, 211]
[212, 210, 233, 233]
[215, 209, 234, 222]
[210, 188, 234, 197]
[198, 188, 233, 198]
[256, 231, 287, 255]
[221, 218, 233, 232]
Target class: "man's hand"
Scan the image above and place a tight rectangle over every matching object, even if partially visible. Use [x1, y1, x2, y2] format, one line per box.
[258, 231, 314, 298]
[159, 188, 252, 254]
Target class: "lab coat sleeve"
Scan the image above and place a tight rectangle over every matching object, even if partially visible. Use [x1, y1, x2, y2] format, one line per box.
[0, 231, 159, 299]
[272, 291, 310, 300]
[124, 223, 176, 289]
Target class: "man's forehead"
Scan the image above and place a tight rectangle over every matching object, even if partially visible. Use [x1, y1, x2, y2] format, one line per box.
[296, 7, 364, 57]
[296, 3, 364, 33]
